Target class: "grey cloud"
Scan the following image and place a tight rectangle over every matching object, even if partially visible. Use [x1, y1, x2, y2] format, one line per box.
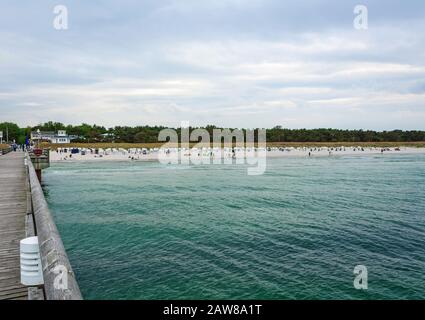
[0, 0, 424, 129]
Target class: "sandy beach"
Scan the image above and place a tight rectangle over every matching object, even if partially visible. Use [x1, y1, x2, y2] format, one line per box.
[49, 146, 425, 163]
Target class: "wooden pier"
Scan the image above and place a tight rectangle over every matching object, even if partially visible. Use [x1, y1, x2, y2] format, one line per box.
[0, 151, 28, 300]
[0, 150, 81, 300]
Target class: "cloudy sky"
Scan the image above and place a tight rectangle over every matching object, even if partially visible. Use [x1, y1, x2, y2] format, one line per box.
[1, 0, 425, 129]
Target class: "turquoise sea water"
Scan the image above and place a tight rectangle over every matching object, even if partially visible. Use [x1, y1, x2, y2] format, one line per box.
[42, 154, 425, 299]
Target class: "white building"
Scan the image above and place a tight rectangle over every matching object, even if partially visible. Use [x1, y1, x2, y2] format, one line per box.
[31, 130, 74, 144]
[50, 130, 71, 143]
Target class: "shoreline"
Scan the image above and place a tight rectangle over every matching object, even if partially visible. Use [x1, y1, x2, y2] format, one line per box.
[42, 141, 425, 150]
[49, 146, 425, 163]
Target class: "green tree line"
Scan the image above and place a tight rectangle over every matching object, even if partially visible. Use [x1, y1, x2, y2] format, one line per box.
[1, 121, 425, 144]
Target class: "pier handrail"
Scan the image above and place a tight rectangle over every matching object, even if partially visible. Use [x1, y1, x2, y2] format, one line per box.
[27, 155, 83, 300]
[0, 147, 12, 155]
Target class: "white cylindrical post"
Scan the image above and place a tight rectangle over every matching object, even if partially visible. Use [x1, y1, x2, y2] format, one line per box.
[20, 236, 44, 286]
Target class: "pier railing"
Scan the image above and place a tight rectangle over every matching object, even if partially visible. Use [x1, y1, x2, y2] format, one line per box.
[0, 147, 12, 155]
[27, 154, 83, 300]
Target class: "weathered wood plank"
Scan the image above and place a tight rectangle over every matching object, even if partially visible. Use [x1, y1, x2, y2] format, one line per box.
[0, 152, 28, 300]
[0, 291, 28, 300]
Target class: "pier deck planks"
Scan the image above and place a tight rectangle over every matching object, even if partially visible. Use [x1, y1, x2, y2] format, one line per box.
[0, 152, 28, 300]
